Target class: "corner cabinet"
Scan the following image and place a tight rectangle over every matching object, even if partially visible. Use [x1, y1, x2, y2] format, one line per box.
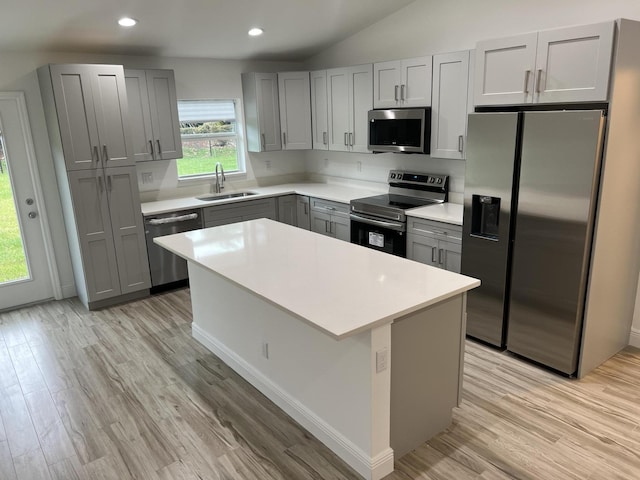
[38, 63, 150, 309]
[431, 51, 471, 160]
[474, 21, 615, 106]
[278, 72, 312, 150]
[407, 218, 462, 273]
[241, 72, 281, 152]
[124, 69, 182, 161]
[327, 64, 373, 153]
[373, 56, 432, 108]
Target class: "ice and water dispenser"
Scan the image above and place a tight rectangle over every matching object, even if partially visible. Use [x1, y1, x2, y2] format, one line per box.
[470, 195, 500, 239]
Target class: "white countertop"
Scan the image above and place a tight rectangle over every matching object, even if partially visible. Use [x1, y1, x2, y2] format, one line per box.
[141, 182, 385, 216]
[155, 219, 479, 339]
[406, 203, 464, 225]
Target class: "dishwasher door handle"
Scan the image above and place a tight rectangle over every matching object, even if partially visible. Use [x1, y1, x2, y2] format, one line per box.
[146, 213, 199, 225]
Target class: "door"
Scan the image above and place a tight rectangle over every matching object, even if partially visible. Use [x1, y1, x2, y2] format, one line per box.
[473, 32, 538, 106]
[349, 64, 373, 153]
[431, 51, 470, 159]
[507, 110, 605, 375]
[0, 93, 56, 310]
[105, 166, 151, 294]
[401, 56, 432, 107]
[327, 68, 350, 152]
[124, 69, 155, 162]
[373, 60, 401, 108]
[310, 210, 332, 237]
[146, 70, 183, 159]
[331, 214, 351, 242]
[461, 112, 519, 347]
[310, 71, 328, 150]
[278, 72, 312, 150]
[439, 239, 462, 273]
[407, 233, 439, 267]
[67, 169, 121, 302]
[534, 22, 614, 104]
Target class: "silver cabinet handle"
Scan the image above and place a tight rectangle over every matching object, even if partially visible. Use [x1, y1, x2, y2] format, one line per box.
[156, 139, 162, 155]
[349, 132, 353, 146]
[282, 132, 286, 147]
[438, 248, 444, 265]
[330, 221, 335, 235]
[431, 247, 437, 263]
[304, 203, 308, 215]
[93, 145, 100, 163]
[323, 131, 327, 145]
[394, 85, 399, 102]
[98, 175, 104, 193]
[149, 139, 154, 157]
[261, 133, 266, 150]
[107, 175, 112, 192]
[344, 132, 348, 146]
[103, 145, 108, 163]
[524, 70, 531, 93]
[458, 135, 464, 153]
[401, 84, 406, 101]
[325, 219, 330, 232]
[536, 69, 543, 93]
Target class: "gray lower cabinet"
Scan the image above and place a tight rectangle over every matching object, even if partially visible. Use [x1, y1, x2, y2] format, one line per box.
[407, 218, 462, 273]
[296, 195, 311, 230]
[124, 69, 182, 161]
[309, 197, 350, 242]
[203, 198, 277, 227]
[277, 195, 297, 226]
[67, 167, 151, 304]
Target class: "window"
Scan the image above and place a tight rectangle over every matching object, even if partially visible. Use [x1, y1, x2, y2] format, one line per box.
[176, 100, 242, 178]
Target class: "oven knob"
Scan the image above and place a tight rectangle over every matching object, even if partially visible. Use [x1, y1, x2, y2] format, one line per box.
[429, 177, 435, 183]
[436, 178, 442, 184]
[390, 173, 396, 179]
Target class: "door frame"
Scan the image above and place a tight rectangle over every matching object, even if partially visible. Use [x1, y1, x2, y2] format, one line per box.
[0, 91, 61, 303]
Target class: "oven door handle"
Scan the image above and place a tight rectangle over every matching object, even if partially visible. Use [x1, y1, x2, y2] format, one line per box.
[350, 213, 405, 232]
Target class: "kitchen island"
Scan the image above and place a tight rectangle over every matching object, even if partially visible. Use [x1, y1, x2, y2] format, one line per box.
[155, 219, 479, 480]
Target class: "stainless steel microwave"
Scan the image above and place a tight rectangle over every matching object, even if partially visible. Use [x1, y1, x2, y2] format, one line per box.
[367, 108, 431, 154]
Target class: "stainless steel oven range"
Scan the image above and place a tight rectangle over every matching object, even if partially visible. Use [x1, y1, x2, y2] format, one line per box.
[350, 170, 448, 257]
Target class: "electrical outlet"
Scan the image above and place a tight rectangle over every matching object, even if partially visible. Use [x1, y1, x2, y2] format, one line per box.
[141, 172, 154, 184]
[262, 342, 269, 359]
[265, 159, 272, 170]
[323, 158, 329, 169]
[357, 161, 362, 173]
[376, 348, 388, 373]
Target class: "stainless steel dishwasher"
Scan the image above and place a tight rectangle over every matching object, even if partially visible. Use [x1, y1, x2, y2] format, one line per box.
[144, 209, 203, 288]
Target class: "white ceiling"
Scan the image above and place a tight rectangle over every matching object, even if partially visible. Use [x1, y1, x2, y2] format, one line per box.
[1, 0, 416, 61]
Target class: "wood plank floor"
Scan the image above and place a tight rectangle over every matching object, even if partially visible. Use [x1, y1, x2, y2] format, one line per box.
[1, 289, 639, 479]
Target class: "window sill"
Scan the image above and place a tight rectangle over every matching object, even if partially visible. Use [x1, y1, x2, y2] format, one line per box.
[177, 170, 247, 185]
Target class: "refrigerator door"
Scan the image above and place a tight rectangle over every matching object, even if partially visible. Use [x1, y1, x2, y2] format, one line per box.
[461, 112, 519, 346]
[507, 110, 605, 374]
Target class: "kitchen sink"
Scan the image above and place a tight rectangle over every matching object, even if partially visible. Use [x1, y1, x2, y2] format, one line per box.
[195, 192, 257, 201]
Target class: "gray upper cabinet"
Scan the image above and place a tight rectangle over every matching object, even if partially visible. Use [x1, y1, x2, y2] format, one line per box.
[373, 56, 432, 108]
[278, 72, 312, 150]
[124, 69, 182, 161]
[44, 64, 134, 170]
[310, 71, 329, 150]
[242, 72, 282, 152]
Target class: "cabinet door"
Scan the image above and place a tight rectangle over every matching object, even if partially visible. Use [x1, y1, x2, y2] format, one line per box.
[105, 166, 151, 294]
[49, 65, 101, 170]
[401, 56, 432, 107]
[373, 60, 401, 108]
[431, 51, 470, 159]
[406, 233, 439, 268]
[439, 239, 462, 273]
[124, 69, 155, 162]
[534, 22, 614, 104]
[278, 72, 312, 150]
[331, 214, 351, 242]
[474, 32, 538, 106]
[277, 195, 297, 226]
[256, 73, 282, 151]
[67, 170, 121, 301]
[310, 70, 329, 150]
[349, 64, 373, 153]
[327, 68, 350, 152]
[91, 65, 134, 168]
[310, 210, 332, 237]
[296, 195, 311, 230]
[145, 70, 183, 159]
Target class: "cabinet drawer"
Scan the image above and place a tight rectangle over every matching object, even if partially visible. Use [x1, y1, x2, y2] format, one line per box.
[407, 218, 462, 242]
[203, 198, 277, 227]
[309, 197, 349, 217]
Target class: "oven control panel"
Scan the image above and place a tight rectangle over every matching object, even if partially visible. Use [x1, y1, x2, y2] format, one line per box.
[388, 170, 448, 188]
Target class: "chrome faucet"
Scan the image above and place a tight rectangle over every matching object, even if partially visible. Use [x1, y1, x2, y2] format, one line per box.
[213, 162, 225, 193]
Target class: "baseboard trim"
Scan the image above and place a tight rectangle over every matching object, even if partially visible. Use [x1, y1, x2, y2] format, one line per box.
[192, 323, 394, 480]
[629, 328, 640, 348]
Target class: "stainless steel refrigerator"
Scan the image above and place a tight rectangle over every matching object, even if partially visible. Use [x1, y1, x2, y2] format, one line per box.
[461, 110, 606, 375]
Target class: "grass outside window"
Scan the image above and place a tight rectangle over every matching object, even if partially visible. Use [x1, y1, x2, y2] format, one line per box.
[0, 157, 29, 283]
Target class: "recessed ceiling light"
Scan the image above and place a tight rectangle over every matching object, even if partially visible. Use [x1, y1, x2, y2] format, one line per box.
[118, 17, 137, 27]
[248, 27, 264, 37]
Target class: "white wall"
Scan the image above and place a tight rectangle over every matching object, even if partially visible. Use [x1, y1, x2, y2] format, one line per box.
[0, 50, 304, 297]
[304, 0, 640, 339]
